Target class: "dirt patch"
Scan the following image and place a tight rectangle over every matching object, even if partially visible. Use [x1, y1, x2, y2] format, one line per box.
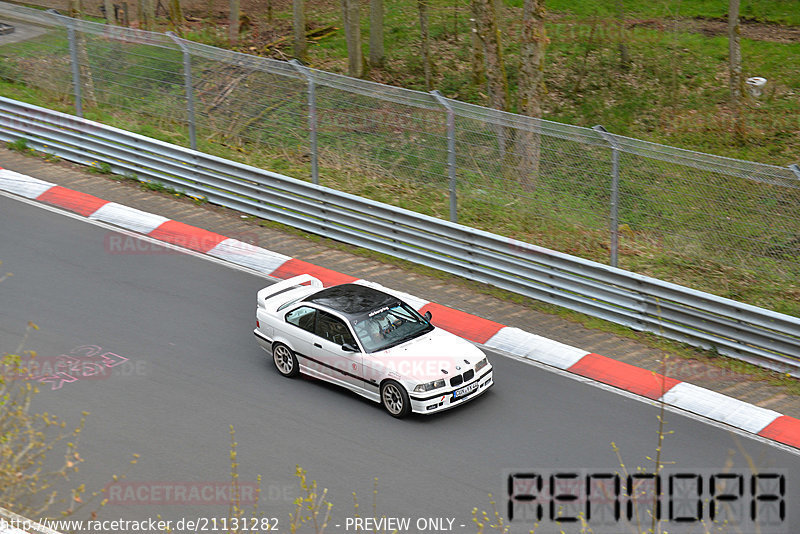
[697, 17, 800, 43]
[628, 16, 800, 44]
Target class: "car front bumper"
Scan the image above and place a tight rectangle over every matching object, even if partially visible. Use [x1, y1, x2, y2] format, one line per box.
[409, 367, 493, 415]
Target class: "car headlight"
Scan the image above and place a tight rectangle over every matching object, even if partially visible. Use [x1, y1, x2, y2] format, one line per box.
[414, 379, 445, 392]
[474, 357, 488, 372]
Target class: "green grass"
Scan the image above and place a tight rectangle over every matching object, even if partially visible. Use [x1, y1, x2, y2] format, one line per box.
[6, 138, 31, 153]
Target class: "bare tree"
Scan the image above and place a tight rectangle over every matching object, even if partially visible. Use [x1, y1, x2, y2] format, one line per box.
[418, 0, 432, 89]
[228, 0, 240, 45]
[471, 0, 508, 111]
[728, 0, 746, 137]
[369, 0, 385, 68]
[728, 0, 744, 104]
[137, 0, 155, 31]
[168, 0, 183, 34]
[68, 0, 97, 107]
[469, 16, 485, 85]
[103, 0, 115, 24]
[518, 0, 546, 119]
[517, 0, 547, 187]
[293, 0, 307, 60]
[341, 0, 364, 77]
[450, 0, 459, 41]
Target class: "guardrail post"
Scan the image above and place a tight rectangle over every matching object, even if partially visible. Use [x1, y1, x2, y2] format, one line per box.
[167, 32, 197, 151]
[290, 60, 319, 185]
[790, 164, 800, 180]
[593, 125, 620, 268]
[431, 90, 457, 223]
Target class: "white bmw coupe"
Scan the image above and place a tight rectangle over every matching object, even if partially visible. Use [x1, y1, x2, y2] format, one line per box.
[254, 275, 493, 417]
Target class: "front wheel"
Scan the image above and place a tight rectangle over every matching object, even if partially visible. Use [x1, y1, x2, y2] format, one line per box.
[272, 343, 299, 378]
[380, 380, 411, 418]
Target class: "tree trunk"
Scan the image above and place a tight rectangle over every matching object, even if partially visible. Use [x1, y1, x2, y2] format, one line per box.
[120, 2, 129, 26]
[229, 0, 240, 46]
[472, 0, 513, 181]
[138, 0, 155, 31]
[369, 0, 385, 68]
[471, 0, 508, 111]
[519, 0, 546, 119]
[293, 0, 307, 60]
[728, 0, 745, 138]
[341, 0, 364, 78]
[728, 0, 743, 104]
[451, 0, 459, 41]
[615, 0, 630, 69]
[470, 15, 485, 85]
[517, 0, 547, 188]
[418, 0, 432, 90]
[103, 0, 115, 24]
[168, 0, 183, 34]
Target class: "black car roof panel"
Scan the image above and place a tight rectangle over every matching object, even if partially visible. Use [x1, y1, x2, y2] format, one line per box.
[304, 284, 398, 315]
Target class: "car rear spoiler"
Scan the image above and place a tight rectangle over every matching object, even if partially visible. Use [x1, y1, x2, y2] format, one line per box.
[257, 274, 323, 307]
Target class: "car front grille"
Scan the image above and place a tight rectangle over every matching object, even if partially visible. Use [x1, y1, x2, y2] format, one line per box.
[449, 368, 475, 387]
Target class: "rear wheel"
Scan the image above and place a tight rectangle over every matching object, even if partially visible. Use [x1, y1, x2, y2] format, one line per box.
[272, 343, 299, 377]
[380, 380, 411, 418]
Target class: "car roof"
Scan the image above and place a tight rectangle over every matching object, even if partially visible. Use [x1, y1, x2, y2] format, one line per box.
[303, 283, 399, 317]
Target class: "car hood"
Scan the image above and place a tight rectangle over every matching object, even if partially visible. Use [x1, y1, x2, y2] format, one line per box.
[369, 327, 486, 383]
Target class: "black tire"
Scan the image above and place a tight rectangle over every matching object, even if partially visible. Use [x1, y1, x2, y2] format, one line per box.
[380, 380, 411, 418]
[272, 343, 299, 378]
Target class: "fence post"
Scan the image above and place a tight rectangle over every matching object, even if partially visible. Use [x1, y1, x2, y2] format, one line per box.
[47, 9, 82, 117]
[431, 90, 457, 223]
[167, 32, 197, 151]
[47, 9, 84, 118]
[66, 22, 83, 118]
[290, 60, 319, 185]
[790, 164, 800, 180]
[46, 10, 83, 117]
[593, 125, 620, 268]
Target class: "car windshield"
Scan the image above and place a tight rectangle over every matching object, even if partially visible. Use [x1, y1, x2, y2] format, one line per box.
[352, 302, 433, 353]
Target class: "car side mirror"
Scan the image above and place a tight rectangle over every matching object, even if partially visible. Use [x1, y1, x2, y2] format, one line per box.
[423, 311, 432, 321]
[342, 343, 359, 353]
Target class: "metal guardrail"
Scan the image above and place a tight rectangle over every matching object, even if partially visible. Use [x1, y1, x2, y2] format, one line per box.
[1, 96, 799, 375]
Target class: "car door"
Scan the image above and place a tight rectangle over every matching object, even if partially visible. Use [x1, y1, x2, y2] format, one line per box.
[282, 305, 318, 371]
[313, 310, 364, 389]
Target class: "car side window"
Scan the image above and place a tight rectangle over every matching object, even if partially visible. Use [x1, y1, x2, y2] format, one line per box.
[316, 311, 357, 347]
[285, 306, 316, 333]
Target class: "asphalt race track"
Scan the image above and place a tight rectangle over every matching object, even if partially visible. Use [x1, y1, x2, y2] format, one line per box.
[1, 192, 798, 534]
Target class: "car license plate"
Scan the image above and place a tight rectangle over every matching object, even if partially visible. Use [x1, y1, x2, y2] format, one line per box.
[452, 381, 478, 400]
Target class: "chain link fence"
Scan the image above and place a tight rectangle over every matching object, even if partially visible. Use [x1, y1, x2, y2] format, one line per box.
[1, 2, 798, 315]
